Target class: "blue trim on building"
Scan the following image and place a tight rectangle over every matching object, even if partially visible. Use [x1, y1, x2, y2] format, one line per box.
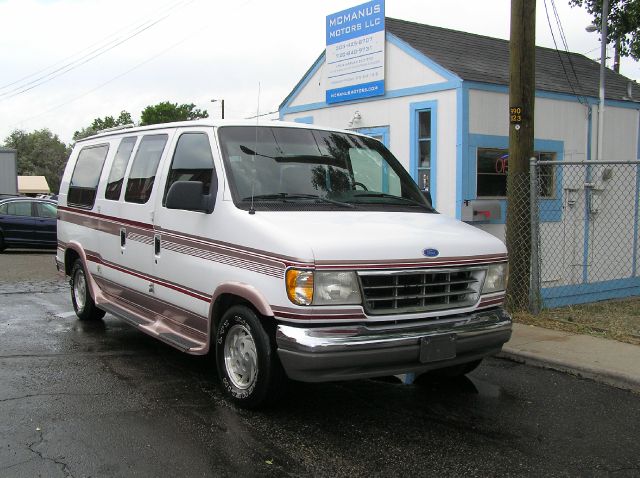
[583, 107, 594, 283]
[542, 277, 640, 308]
[456, 84, 469, 219]
[464, 134, 564, 223]
[386, 33, 462, 82]
[279, 52, 326, 116]
[293, 116, 314, 124]
[280, 80, 459, 116]
[464, 81, 640, 110]
[409, 100, 438, 208]
[354, 126, 389, 146]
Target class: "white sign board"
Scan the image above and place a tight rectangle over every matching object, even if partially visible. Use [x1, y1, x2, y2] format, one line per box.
[325, 0, 385, 104]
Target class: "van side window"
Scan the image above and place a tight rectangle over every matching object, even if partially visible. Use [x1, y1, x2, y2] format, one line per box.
[163, 133, 215, 205]
[124, 134, 168, 204]
[68, 144, 109, 208]
[105, 136, 137, 200]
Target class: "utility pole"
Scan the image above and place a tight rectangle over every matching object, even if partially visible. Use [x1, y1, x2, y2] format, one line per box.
[597, 0, 608, 161]
[506, 0, 536, 311]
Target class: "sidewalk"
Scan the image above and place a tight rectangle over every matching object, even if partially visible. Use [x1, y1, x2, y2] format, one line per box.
[498, 322, 640, 393]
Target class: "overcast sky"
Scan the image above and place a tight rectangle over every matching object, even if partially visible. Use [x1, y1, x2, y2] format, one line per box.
[1, 0, 638, 144]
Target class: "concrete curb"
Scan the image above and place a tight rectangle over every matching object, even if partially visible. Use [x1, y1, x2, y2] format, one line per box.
[497, 348, 640, 394]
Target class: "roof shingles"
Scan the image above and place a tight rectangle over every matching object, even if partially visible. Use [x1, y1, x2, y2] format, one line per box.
[386, 17, 639, 101]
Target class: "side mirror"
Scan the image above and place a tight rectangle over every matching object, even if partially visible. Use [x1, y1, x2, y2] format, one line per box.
[422, 188, 433, 205]
[166, 181, 214, 213]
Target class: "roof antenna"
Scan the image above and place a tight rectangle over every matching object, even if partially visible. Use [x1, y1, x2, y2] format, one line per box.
[249, 81, 261, 215]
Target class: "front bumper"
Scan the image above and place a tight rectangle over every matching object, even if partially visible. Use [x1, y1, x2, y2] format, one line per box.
[276, 307, 512, 382]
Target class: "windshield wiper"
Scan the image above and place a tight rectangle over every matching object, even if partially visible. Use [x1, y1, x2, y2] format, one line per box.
[351, 192, 434, 211]
[241, 193, 355, 208]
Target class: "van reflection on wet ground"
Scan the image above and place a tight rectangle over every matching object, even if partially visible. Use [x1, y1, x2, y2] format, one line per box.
[72, 317, 107, 335]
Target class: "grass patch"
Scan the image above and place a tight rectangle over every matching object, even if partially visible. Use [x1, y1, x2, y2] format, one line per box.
[512, 296, 640, 346]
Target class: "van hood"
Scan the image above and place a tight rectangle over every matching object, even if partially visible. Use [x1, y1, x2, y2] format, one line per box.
[249, 211, 506, 263]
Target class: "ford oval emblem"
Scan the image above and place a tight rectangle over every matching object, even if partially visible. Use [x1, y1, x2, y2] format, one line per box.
[423, 248, 439, 258]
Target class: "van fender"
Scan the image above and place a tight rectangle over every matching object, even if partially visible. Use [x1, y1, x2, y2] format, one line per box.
[209, 282, 274, 328]
[64, 241, 105, 306]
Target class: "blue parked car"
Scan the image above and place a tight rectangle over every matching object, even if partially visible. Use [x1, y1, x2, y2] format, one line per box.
[0, 197, 57, 252]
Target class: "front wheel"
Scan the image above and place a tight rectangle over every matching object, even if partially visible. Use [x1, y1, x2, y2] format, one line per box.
[215, 305, 286, 408]
[70, 259, 105, 321]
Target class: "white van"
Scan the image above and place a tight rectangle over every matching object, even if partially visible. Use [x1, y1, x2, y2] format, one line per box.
[57, 120, 511, 408]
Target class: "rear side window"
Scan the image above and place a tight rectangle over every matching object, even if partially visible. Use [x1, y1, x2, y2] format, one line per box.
[163, 133, 215, 205]
[125, 134, 168, 204]
[105, 136, 137, 200]
[35, 202, 57, 218]
[68, 144, 109, 208]
[3, 201, 33, 216]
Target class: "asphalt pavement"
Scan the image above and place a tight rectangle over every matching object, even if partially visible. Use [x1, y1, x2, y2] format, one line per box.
[1, 253, 639, 477]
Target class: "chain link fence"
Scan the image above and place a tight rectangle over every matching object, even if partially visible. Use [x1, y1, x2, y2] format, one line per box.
[509, 159, 640, 313]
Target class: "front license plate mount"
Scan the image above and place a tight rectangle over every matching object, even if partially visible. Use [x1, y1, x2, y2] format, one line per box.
[419, 334, 457, 363]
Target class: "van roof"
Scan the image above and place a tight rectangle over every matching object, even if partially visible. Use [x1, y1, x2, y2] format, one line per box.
[77, 119, 364, 142]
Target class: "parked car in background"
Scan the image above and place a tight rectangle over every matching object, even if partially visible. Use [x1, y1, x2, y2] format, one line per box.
[0, 197, 57, 252]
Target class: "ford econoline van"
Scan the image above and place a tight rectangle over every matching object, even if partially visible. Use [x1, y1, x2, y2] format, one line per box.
[57, 120, 511, 408]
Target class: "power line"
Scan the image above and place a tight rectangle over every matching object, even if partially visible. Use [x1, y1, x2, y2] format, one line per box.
[0, 0, 186, 93]
[543, 0, 587, 105]
[9, 24, 211, 129]
[244, 110, 279, 119]
[550, 0, 588, 101]
[0, 0, 195, 102]
[8, 0, 255, 130]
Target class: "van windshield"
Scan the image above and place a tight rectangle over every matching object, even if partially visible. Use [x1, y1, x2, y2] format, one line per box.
[218, 126, 434, 212]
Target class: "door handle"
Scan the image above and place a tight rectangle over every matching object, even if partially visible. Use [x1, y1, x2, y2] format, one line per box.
[120, 228, 126, 248]
[154, 234, 161, 256]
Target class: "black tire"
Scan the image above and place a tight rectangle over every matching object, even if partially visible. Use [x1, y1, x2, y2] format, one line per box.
[426, 359, 483, 378]
[215, 305, 286, 409]
[0, 233, 5, 252]
[70, 259, 105, 321]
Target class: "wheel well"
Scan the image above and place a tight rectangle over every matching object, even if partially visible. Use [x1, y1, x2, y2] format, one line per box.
[209, 293, 278, 353]
[64, 248, 80, 276]
[211, 293, 253, 335]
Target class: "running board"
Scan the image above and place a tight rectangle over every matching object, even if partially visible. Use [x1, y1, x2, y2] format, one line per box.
[97, 301, 205, 353]
[158, 332, 200, 352]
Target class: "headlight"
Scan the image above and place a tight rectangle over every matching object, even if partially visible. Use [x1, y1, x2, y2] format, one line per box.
[285, 269, 362, 306]
[482, 263, 508, 294]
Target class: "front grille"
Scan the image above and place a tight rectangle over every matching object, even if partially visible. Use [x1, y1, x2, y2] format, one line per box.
[358, 268, 483, 315]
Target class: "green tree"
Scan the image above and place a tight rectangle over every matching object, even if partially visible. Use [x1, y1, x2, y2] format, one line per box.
[140, 101, 208, 126]
[569, 0, 640, 71]
[3, 129, 71, 193]
[73, 110, 133, 141]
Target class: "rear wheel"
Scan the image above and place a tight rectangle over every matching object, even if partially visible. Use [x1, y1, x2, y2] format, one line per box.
[215, 305, 286, 408]
[70, 259, 105, 321]
[0, 234, 5, 252]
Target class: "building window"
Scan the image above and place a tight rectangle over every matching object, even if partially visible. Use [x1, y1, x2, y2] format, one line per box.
[477, 148, 556, 198]
[417, 110, 431, 190]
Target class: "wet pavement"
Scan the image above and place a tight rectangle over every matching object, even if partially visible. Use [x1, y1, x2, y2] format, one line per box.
[1, 273, 640, 476]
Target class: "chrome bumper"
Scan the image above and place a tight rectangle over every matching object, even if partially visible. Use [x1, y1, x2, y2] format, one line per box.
[275, 308, 512, 382]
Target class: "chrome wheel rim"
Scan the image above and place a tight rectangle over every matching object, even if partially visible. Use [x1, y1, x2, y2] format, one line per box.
[73, 268, 87, 311]
[223, 324, 258, 390]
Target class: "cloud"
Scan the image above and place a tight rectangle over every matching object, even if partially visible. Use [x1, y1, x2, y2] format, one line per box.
[1, 0, 637, 144]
